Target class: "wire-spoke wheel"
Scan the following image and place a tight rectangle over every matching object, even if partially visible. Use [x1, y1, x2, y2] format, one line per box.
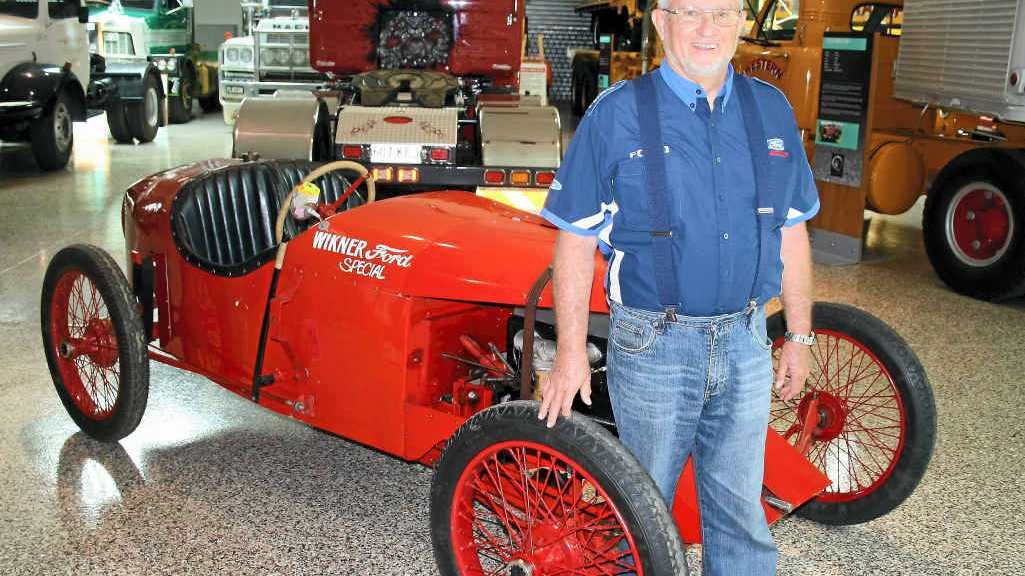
[41, 245, 149, 442]
[767, 302, 935, 525]
[432, 401, 687, 576]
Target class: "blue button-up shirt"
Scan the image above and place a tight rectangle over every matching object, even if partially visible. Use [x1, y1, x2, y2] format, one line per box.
[541, 65, 819, 315]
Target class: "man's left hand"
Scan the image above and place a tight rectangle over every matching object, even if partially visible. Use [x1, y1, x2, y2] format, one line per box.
[774, 341, 811, 401]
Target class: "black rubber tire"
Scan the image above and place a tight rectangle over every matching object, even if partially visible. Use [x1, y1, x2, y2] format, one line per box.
[198, 93, 221, 113]
[767, 302, 936, 525]
[581, 59, 599, 113]
[106, 101, 134, 144]
[41, 244, 149, 443]
[431, 400, 688, 575]
[127, 74, 160, 143]
[168, 68, 195, 124]
[571, 61, 586, 117]
[922, 161, 1025, 300]
[30, 90, 73, 170]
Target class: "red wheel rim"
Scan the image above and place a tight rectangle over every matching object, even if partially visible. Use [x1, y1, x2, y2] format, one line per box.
[945, 183, 1014, 267]
[450, 441, 644, 575]
[771, 330, 906, 503]
[49, 269, 121, 421]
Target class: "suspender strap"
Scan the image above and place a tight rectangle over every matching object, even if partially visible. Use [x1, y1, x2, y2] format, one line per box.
[733, 75, 775, 304]
[634, 72, 679, 317]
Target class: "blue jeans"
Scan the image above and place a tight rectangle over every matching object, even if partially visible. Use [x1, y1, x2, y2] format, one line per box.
[607, 300, 777, 576]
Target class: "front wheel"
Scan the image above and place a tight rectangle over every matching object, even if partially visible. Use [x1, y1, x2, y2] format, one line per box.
[767, 303, 935, 525]
[168, 70, 195, 124]
[41, 244, 149, 442]
[923, 165, 1025, 300]
[30, 90, 74, 170]
[431, 401, 688, 576]
[198, 93, 221, 113]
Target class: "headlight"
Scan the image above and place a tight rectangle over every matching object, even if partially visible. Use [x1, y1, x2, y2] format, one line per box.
[240, 47, 253, 64]
[226, 48, 239, 63]
[166, 58, 177, 72]
[156, 59, 167, 71]
[291, 49, 307, 67]
[261, 48, 274, 65]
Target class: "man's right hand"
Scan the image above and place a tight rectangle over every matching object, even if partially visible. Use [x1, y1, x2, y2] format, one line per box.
[540, 230, 599, 428]
[538, 350, 592, 428]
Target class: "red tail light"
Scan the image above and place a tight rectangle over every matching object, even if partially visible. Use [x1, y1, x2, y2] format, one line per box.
[535, 171, 556, 186]
[342, 145, 363, 160]
[484, 170, 505, 185]
[429, 147, 450, 162]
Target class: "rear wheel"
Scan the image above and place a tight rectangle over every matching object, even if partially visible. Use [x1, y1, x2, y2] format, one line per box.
[127, 74, 160, 143]
[431, 401, 687, 575]
[30, 90, 74, 170]
[41, 244, 149, 442]
[767, 303, 935, 525]
[106, 101, 133, 144]
[923, 165, 1025, 300]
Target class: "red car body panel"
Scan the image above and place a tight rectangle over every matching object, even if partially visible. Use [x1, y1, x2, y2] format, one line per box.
[309, 0, 524, 87]
[123, 163, 829, 543]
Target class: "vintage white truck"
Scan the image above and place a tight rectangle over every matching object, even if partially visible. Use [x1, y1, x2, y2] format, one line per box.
[1, 0, 164, 170]
[218, 0, 325, 125]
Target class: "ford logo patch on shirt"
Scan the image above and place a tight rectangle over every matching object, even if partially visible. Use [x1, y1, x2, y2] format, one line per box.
[767, 138, 789, 158]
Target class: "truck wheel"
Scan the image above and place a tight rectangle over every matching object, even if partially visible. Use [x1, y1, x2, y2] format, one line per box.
[106, 101, 134, 144]
[923, 167, 1025, 300]
[571, 64, 585, 116]
[431, 401, 688, 576]
[168, 69, 195, 124]
[30, 90, 74, 170]
[127, 74, 160, 143]
[199, 93, 221, 113]
[41, 244, 149, 443]
[582, 60, 599, 112]
[767, 303, 936, 525]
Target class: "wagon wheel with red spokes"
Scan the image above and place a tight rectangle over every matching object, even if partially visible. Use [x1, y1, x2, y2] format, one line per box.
[431, 401, 688, 575]
[767, 302, 936, 525]
[41, 244, 149, 442]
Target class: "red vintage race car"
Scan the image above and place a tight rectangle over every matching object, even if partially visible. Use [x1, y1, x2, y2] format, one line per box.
[41, 160, 936, 575]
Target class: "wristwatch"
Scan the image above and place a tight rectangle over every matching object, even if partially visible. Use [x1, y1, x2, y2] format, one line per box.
[784, 331, 816, 346]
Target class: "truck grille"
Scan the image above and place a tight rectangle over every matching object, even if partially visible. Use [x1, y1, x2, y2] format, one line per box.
[262, 32, 309, 46]
[895, 0, 1019, 114]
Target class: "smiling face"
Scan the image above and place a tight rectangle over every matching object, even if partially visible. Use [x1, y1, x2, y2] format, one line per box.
[652, 1, 745, 86]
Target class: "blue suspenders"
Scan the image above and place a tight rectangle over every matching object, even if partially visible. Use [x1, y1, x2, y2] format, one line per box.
[634, 72, 680, 319]
[632, 71, 776, 317]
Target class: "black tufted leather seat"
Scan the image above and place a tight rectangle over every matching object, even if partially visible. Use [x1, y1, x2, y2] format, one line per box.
[171, 161, 366, 276]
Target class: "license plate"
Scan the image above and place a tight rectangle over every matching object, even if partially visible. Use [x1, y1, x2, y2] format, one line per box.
[370, 144, 421, 164]
[225, 85, 245, 95]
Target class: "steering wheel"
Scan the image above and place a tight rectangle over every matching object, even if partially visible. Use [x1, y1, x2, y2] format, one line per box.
[274, 160, 377, 247]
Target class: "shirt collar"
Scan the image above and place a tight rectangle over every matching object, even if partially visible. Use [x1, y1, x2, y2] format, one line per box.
[657, 63, 734, 114]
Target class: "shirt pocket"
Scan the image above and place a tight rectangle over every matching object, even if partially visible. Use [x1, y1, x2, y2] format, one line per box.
[611, 157, 652, 230]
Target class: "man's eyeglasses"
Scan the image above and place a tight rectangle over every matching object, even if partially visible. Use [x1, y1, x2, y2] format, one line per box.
[660, 6, 745, 28]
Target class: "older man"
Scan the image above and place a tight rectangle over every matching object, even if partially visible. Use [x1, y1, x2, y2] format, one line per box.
[538, 1, 820, 573]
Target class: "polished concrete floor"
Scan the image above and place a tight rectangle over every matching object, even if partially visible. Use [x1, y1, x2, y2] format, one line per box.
[1, 110, 1023, 575]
